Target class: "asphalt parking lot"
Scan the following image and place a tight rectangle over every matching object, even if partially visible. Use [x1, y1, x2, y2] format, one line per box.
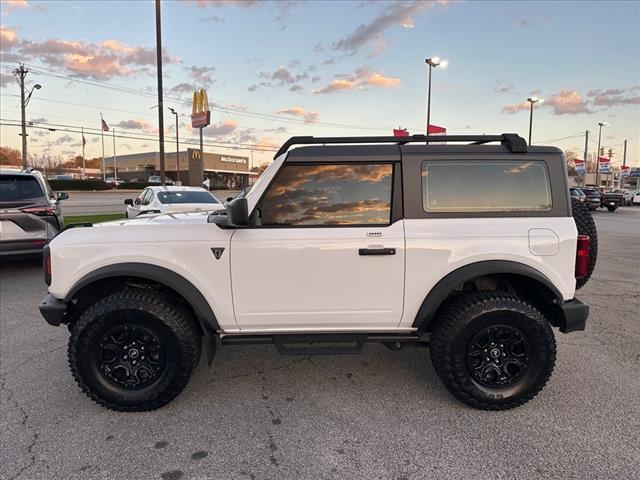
[1, 208, 639, 480]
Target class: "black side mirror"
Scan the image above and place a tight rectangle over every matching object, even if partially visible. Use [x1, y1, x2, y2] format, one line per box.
[124, 199, 134, 206]
[57, 192, 69, 201]
[226, 196, 234, 202]
[226, 197, 249, 227]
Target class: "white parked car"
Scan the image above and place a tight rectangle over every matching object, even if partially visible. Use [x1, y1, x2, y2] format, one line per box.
[632, 191, 640, 205]
[124, 186, 222, 218]
[40, 133, 594, 412]
[147, 175, 175, 186]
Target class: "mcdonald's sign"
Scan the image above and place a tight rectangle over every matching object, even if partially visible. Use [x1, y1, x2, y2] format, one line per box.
[191, 89, 211, 128]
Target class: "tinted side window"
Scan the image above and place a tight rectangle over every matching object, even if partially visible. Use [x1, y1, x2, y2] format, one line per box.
[143, 190, 153, 205]
[260, 163, 393, 226]
[422, 161, 552, 213]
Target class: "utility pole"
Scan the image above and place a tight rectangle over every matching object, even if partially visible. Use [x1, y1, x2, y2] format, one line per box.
[112, 128, 117, 180]
[14, 65, 41, 169]
[583, 130, 589, 187]
[607, 148, 614, 188]
[620, 139, 627, 188]
[155, 0, 166, 185]
[595, 122, 608, 187]
[81, 127, 86, 179]
[17, 65, 28, 169]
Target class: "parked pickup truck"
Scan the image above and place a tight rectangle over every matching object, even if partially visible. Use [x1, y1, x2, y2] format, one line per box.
[601, 190, 623, 211]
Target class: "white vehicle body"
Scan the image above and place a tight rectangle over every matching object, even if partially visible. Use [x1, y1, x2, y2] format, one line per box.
[47, 150, 579, 335]
[633, 191, 640, 205]
[40, 134, 593, 412]
[125, 186, 223, 218]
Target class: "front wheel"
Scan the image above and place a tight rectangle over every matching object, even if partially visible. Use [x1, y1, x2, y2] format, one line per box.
[607, 205, 617, 212]
[430, 292, 556, 410]
[68, 290, 201, 412]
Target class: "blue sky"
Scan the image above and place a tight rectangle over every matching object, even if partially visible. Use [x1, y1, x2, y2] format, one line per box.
[1, 0, 639, 167]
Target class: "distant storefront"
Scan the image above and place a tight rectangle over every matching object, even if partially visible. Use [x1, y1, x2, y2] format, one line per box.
[113, 150, 257, 189]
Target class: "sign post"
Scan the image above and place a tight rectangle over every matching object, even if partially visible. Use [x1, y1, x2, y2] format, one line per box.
[191, 89, 211, 185]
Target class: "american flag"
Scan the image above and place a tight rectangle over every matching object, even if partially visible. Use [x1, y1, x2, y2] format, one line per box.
[101, 118, 109, 132]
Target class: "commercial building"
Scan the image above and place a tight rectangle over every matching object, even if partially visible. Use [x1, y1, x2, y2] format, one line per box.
[113, 149, 256, 189]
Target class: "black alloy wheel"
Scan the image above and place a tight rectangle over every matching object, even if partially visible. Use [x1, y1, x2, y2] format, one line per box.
[97, 323, 166, 390]
[465, 324, 530, 388]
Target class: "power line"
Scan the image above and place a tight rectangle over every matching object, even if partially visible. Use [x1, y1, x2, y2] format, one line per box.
[0, 121, 278, 152]
[536, 132, 585, 144]
[1, 116, 280, 150]
[17, 62, 395, 131]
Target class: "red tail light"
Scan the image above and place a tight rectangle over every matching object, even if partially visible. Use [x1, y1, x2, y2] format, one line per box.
[20, 206, 56, 216]
[575, 234, 590, 279]
[43, 245, 52, 285]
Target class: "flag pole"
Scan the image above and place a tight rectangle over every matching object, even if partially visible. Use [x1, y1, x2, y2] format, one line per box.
[100, 113, 106, 181]
[81, 127, 86, 179]
[112, 127, 117, 181]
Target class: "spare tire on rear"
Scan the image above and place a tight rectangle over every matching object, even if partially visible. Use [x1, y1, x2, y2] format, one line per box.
[571, 197, 597, 289]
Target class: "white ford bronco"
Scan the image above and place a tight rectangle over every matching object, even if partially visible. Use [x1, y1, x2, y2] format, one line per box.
[39, 134, 596, 412]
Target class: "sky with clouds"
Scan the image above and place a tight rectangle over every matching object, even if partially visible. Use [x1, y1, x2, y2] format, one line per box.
[1, 0, 639, 167]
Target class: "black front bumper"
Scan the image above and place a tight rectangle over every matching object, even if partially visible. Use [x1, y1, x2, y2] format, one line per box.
[39, 293, 68, 326]
[558, 298, 589, 333]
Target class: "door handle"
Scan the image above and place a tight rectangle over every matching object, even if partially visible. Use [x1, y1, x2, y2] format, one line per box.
[359, 247, 396, 256]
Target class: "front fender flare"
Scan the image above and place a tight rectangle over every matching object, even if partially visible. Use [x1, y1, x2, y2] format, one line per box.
[66, 262, 220, 333]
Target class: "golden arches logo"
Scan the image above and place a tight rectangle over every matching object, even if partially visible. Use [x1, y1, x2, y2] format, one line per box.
[192, 89, 209, 115]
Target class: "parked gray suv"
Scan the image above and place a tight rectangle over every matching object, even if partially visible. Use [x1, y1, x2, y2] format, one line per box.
[0, 169, 68, 256]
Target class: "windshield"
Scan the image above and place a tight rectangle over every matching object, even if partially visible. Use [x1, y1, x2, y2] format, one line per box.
[157, 191, 220, 204]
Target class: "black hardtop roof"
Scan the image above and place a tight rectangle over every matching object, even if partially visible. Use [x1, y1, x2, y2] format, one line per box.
[275, 133, 540, 159]
[282, 139, 563, 163]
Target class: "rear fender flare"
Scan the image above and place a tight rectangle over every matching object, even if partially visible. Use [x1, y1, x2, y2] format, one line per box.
[412, 260, 563, 331]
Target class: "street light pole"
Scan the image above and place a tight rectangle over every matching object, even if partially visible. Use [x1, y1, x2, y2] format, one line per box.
[595, 122, 608, 187]
[426, 62, 432, 137]
[425, 57, 448, 143]
[155, 0, 166, 186]
[169, 108, 180, 185]
[526, 97, 543, 145]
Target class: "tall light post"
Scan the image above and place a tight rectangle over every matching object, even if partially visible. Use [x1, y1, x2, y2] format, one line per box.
[595, 121, 609, 187]
[526, 96, 543, 145]
[425, 56, 448, 141]
[155, 0, 166, 185]
[169, 107, 180, 185]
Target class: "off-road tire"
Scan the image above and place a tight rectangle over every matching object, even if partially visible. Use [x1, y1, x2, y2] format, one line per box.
[68, 289, 201, 412]
[430, 292, 556, 410]
[571, 197, 598, 289]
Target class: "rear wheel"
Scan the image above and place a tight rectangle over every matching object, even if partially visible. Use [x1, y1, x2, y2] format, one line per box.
[571, 197, 598, 289]
[430, 292, 556, 410]
[607, 205, 617, 212]
[68, 290, 201, 412]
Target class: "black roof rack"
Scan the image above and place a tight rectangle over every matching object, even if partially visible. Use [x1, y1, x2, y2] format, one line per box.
[274, 133, 528, 159]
